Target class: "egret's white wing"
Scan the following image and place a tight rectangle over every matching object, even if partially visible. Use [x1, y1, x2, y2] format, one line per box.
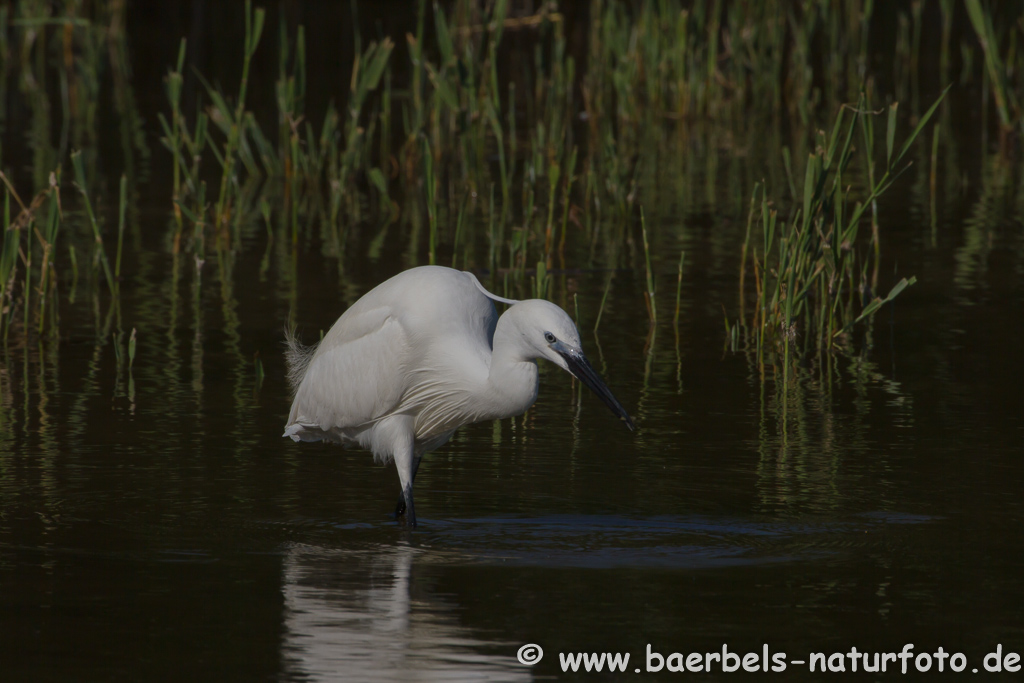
[284, 267, 503, 445]
[285, 305, 411, 440]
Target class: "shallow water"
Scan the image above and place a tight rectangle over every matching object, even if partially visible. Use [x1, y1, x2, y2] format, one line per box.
[3, 211, 1022, 681]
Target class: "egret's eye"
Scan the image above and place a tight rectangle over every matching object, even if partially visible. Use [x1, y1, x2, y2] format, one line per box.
[544, 332, 556, 344]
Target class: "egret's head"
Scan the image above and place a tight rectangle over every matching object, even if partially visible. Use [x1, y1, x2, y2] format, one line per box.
[504, 299, 634, 431]
[504, 299, 581, 368]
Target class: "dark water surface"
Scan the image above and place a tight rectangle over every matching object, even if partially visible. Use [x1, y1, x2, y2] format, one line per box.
[2, 8, 1024, 683]
[2, 188, 1022, 681]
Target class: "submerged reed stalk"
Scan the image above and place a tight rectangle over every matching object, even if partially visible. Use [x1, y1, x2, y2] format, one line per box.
[641, 208, 656, 325]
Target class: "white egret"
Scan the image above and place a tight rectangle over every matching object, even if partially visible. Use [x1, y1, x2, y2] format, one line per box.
[283, 265, 633, 527]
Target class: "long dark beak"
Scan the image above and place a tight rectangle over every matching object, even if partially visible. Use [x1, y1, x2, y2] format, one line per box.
[559, 348, 635, 431]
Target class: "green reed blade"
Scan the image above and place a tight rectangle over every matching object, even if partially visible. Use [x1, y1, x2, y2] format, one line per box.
[886, 102, 898, 164]
[965, 0, 1012, 128]
[802, 153, 816, 226]
[71, 151, 115, 296]
[892, 84, 950, 168]
[824, 108, 846, 169]
[433, 1, 453, 66]
[115, 175, 127, 279]
[426, 63, 459, 109]
[853, 276, 917, 324]
[781, 147, 796, 201]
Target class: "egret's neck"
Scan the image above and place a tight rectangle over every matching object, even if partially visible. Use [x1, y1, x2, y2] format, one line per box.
[481, 315, 539, 420]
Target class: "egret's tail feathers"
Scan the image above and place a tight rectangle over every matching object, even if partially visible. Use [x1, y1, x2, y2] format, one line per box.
[284, 327, 319, 393]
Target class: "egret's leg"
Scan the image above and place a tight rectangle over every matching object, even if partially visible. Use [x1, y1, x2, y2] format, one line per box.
[401, 487, 416, 528]
[395, 455, 423, 518]
[393, 437, 418, 528]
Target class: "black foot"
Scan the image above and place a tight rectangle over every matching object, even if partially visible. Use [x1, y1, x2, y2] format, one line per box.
[394, 456, 422, 526]
[395, 506, 416, 527]
[395, 488, 416, 528]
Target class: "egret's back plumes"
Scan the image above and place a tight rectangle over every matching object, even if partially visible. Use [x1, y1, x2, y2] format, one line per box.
[284, 327, 318, 395]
